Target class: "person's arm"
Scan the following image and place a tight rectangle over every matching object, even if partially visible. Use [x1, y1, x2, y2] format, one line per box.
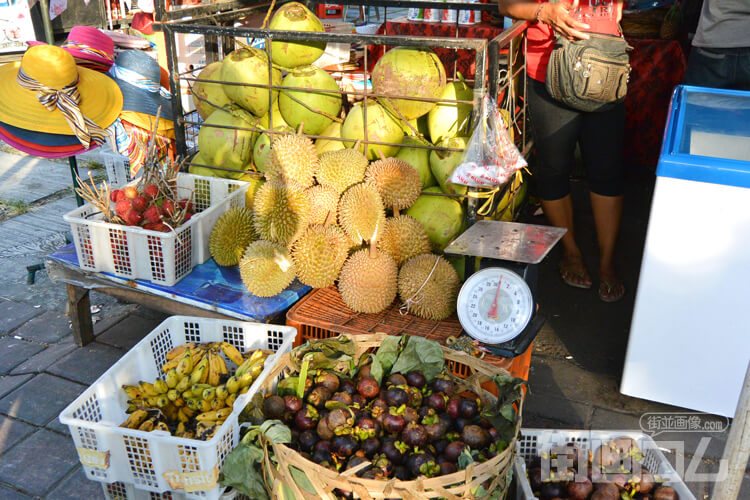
[497, 0, 591, 40]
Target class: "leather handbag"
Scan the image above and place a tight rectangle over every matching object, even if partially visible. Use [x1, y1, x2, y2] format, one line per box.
[545, 33, 632, 112]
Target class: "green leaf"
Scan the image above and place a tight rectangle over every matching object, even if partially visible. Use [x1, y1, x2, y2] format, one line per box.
[481, 373, 526, 444]
[289, 465, 317, 495]
[390, 336, 444, 381]
[369, 355, 384, 385]
[457, 447, 475, 469]
[290, 337, 355, 371]
[373, 335, 402, 377]
[220, 443, 269, 500]
[297, 355, 311, 399]
[260, 420, 291, 444]
[277, 377, 299, 397]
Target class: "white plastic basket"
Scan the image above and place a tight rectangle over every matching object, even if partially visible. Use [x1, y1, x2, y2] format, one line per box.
[101, 150, 135, 189]
[64, 173, 247, 286]
[514, 429, 696, 500]
[101, 481, 239, 500]
[59, 316, 297, 500]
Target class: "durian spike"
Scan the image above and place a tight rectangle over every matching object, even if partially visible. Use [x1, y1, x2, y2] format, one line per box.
[369, 219, 381, 258]
[324, 210, 336, 226]
[374, 148, 399, 216]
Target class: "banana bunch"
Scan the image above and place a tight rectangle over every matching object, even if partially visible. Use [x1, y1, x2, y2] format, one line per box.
[120, 341, 272, 441]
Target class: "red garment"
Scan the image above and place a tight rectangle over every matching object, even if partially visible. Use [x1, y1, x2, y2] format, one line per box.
[527, 0, 622, 82]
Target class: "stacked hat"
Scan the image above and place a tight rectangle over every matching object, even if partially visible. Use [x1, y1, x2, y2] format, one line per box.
[29, 26, 115, 73]
[0, 45, 123, 158]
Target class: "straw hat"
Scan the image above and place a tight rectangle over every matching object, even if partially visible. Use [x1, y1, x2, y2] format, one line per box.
[0, 124, 95, 159]
[110, 49, 173, 122]
[28, 26, 115, 71]
[0, 120, 81, 146]
[0, 45, 122, 140]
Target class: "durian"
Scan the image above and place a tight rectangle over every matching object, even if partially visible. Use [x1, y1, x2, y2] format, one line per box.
[398, 253, 460, 320]
[244, 177, 265, 209]
[304, 185, 340, 225]
[365, 157, 422, 213]
[265, 133, 319, 188]
[253, 180, 310, 245]
[338, 247, 398, 314]
[291, 225, 350, 288]
[209, 207, 256, 266]
[338, 182, 386, 245]
[316, 149, 368, 194]
[239, 240, 296, 297]
[378, 215, 431, 266]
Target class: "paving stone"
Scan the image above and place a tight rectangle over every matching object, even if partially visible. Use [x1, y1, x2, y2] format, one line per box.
[0, 373, 86, 426]
[47, 342, 123, 385]
[45, 412, 73, 436]
[0, 428, 79, 497]
[11, 309, 71, 344]
[0, 485, 34, 500]
[0, 374, 32, 399]
[589, 407, 641, 430]
[0, 337, 45, 375]
[96, 313, 162, 350]
[523, 392, 593, 427]
[10, 339, 77, 375]
[0, 299, 42, 334]
[47, 466, 105, 500]
[0, 415, 36, 456]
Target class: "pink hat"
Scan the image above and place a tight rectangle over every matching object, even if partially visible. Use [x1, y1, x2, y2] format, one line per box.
[0, 124, 97, 158]
[28, 26, 114, 71]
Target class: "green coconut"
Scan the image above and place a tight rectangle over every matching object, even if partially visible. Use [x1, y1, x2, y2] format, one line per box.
[197, 107, 257, 171]
[430, 137, 469, 196]
[406, 187, 465, 251]
[279, 65, 342, 135]
[253, 126, 294, 173]
[268, 2, 326, 69]
[427, 79, 473, 144]
[396, 135, 437, 189]
[371, 47, 447, 120]
[315, 121, 347, 154]
[189, 152, 226, 178]
[221, 48, 282, 117]
[341, 101, 404, 160]
[192, 62, 232, 120]
[257, 101, 290, 136]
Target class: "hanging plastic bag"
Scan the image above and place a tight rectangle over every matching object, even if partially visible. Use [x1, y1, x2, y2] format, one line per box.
[449, 95, 526, 188]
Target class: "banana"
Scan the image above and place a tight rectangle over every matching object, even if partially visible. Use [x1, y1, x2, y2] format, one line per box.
[239, 386, 250, 395]
[127, 398, 145, 407]
[199, 399, 212, 413]
[175, 421, 186, 436]
[146, 396, 162, 407]
[196, 407, 232, 422]
[182, 430, 195, 439]
[190, 356, 209, 385]
[162, 404, 178, 422]
[122, 384, 143, 400]
[175, 375, 191, 393]
[220, 342, 244, 366]
[195, 422, 218, 440]
[165, 368, 180, 389]
[186, 398, 200, 411]
[138, 381, 160, 398]
[191, 384, 212, 398]
[155, 421, 170, 433]
[167, 389, 180, 402]
[154, 396, 169, 408]
[246, 349, 267, 363]
[210, 398, 224, 411]
[225, 376, 241, 394]
[215, 385, 228, 401]
[166, 342, 196, 361]
[174, 397, 186, 408]
[176, 350, 194, 378]
[202, 387, 216, 402]
[207, 353, 228, 386]
[249, 363, 263, 379]
[153, 379, 169, 394]
[181, 407, 196, 418]
[238, 372, 254, 389]
[138, 417, 156, 432]
[234, 357, 254, 378]
[225, 393, 237, 408]
[121, 409, 149, 429]
[177, 407, 190, 423]
[205, 353, 219, 387]
[126, 403, 138, 414]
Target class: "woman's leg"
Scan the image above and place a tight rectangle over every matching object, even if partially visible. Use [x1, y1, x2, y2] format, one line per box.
[526, 78, 590, 287]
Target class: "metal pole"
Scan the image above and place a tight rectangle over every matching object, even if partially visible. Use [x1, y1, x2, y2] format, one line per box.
[38, 0, 55, 44]
[69, 157, 84, 207]
[711, 361, 750, 500]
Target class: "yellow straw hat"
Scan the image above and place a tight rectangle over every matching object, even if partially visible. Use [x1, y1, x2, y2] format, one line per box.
[0, 45, 123, 136]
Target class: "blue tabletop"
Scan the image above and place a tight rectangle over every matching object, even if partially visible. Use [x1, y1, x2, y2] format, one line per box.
[47, 244, 312, 323]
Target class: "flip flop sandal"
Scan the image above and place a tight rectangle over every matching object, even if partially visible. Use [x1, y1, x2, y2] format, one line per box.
[559, 262, 592, 289]
[599, 279, 625, 303]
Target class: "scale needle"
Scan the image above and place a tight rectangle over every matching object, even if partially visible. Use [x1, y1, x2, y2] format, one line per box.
[487, 277, 502, 320]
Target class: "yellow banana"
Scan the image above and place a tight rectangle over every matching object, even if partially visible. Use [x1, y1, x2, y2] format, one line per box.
[238, 372, 254, 389]
[196, 407, 232, 422]
[146, 396, 162, 407]
[122, 384, 143, 400]
[191, 384, 212, 398]
[162, 404, 178, 422]
[127, 403, 138, 413]
[175, 421, 186, 436]
[199, 399, 212, 413]
[181, 406, 196, 418]
[174, 397, 186, 408]
[176, 408, 189, 423]
[186, 398, 200, 411]
[176, 350, 194, 378]
[225, 393, 237, 408]
[166, 342, 195, 361]
[246, 349, 267, 363]
[127, 398, 144, 407]
[175, 375, 191, 393]
[154, 421, 170, 433]
[215, 385, 228, 401]
[121, 409, 149, 429]
[220, 342, 244, 366]
[195, 422, 218, 440]
[153, 379, 169, 394]
[234, 357, 254, 377]
[190, 357, 209, 385]
[205, 353, 220, 387]
[165, 368, 180, 389]
[225, 376, 241, 394]
[202, 387, 216, 401]
[182, 430, 195, 439]
[154, 396, 169, 408]
[249, 363, 263, 379]
[167, 389, 180, 402]
[210, 398, 224, 411]
[138, 417, 156, 431]
[239, 386, 250, 395]
[138, 381, 160, 398]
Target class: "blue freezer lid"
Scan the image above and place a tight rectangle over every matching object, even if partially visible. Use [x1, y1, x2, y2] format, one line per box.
[657, 85, 750, 189]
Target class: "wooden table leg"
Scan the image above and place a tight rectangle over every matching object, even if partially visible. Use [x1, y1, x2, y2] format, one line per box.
[67, 283, 94, 347]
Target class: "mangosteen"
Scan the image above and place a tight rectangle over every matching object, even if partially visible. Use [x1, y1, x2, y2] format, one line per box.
[361, 437, 380, 458]
[446, 398, 461, 419]
[384, 387, 409, 407]
[372, 453, 394, 477]
[607, 472, 628, 490]
[406, 371, 426, 388]
[332, 434, 359, 457]
[334, 488, 354, 500]
[294, 405, 319, 431]
[357, 376, 380, 399]
[298, 429, 319, 452]
[439, 461, 457, 475]
[591, 488, 620, 500]
[455, 417, 471, 432]
[422, 410, 447, 441]
[426, 392, 447, 412]
[317, 415, 334, 440]
[418, 406, 432, 419]
[382, 440, 407, 464]
[262, 395, 285, 419]
[595, 482, 620, 496]
[312, 449, 332, 465]
[316, 371, 340, 393]
[393, 465, 408, 480]
[354, 416, 380, 440]
[443, 440, 466, 462]
[637, 471, 655, 494]
[314, 440, 332, 454]
[458, 399, 479, 419]
[307, 385, 332, 409]
[405, 386, 423, 407]
[437, 412, 454, 431]
[432, 376, 456, 395]
[357, 364, 372, 380]
[339, 378, 356, 395]
[387, 373, 407, 387]
[346, 453, 369, 471]
[383, 413, 406, 434]
[406, 451, 437, 477]
[652, 486, 679, 500]
[487, 427, 500, 442]
[330, 392, 353, 405]
[351, 393, 366, 407]
[567, 478, 594, 500]
[461, 424, 489, 450]
[402, 406, 419, 424]
[539, 481, 564, 499]
[402, 422, 428, 448]
[528, 467, 543, 491]
[433, 438, 449, 456]
[284, 395, 303, 414]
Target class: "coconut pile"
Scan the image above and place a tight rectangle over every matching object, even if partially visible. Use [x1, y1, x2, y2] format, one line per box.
[192, 2, 524, 316]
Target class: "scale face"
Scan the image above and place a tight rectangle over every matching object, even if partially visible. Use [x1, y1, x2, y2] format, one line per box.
[456, 267, 534, 345]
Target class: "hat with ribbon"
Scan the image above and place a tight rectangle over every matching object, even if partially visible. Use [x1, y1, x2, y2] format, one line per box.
[0, 120, 81, 146]
[0, 45, 122, 149]
[109, 49, 173, 121]
[28, 26, 115, 71]
[0, 123, 96, 159]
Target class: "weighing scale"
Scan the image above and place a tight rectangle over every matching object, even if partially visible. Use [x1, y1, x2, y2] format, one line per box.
[444, 220, 566, 358]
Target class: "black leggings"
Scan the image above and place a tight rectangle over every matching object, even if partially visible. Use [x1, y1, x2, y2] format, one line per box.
[526, 77, 626, 200]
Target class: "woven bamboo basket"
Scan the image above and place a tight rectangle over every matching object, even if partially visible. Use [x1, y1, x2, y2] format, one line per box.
[255, 333, 524, 500]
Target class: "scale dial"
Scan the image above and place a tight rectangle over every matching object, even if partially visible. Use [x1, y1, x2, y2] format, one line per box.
[457, 267, 534, 345]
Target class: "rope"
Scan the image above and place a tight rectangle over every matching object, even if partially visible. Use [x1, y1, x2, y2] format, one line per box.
[399, 255, 441, 315]
[261, 0, 278, 29]
[465, 187, 500, 217]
